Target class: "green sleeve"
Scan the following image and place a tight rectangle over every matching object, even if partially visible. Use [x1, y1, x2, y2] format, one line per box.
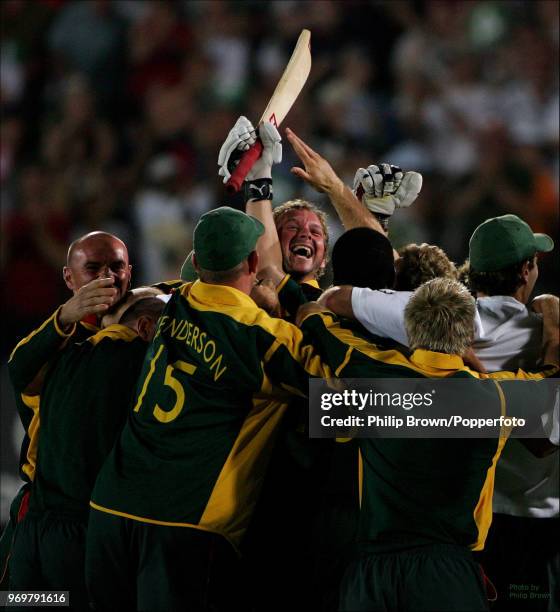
[259, 316, 335, 397]
[152, 279, 185, 293]
[299, 311, 353, 375]
[7, 307, 76, 392]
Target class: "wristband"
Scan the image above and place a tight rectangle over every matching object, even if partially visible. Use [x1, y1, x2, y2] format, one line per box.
[373, 212, 390, 232]
[244, 178, 273, 203]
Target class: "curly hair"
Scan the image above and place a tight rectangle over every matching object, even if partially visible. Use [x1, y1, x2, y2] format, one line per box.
[456, 259, 471, 289]
[462, 257, 535, 296]
[395, 243, 457, 291]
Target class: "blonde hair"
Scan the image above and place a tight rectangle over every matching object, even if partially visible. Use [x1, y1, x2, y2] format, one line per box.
[405, 278, 475, 355]
[395, 243, 457, 291]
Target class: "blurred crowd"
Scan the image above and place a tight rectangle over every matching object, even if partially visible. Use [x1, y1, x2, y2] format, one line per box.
[1, 0, 558, 357]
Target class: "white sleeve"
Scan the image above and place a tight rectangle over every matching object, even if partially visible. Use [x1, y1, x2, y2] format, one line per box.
[473, 309, 485, 342]
[351, 288, 412, 346]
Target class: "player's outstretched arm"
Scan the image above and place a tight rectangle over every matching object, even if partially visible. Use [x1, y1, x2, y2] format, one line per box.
[218, 117, 284, 276]
[285, 128, 384, 234]
[352, 164, 422, 231]
[317, 286, 355, 319]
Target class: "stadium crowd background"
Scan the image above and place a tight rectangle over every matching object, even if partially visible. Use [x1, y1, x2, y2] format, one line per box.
[1, 0, 558, 523]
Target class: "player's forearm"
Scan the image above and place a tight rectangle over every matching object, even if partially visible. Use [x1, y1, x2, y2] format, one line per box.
[8, 307, 74, 391]
[326, 181, 384, 234]
[538, 297, 559, 366]
[246, 199, 283, 272]
[318, 286, 355, 319]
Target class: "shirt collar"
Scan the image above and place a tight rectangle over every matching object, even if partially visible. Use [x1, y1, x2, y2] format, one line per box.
[476, 295, 526, 312]
[186, 280, 256, 309]
[302, 279, 320, 289]
[410, 348, 465, 372]
[80, 314, 99, 329]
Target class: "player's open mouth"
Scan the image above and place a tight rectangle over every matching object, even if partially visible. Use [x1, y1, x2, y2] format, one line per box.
[290, 244, 313, 259]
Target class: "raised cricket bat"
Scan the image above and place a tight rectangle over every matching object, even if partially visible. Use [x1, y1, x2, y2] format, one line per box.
[225, 29, 312, 193]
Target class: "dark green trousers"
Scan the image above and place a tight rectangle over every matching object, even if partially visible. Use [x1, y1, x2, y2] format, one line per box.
[0, 484, 30, 590]
[9, 511, 89, 611]
[86, 508, 245, 612]
[339, 543, 489, 611]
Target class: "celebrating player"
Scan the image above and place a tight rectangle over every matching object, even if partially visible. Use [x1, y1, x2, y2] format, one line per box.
[8, 289, 164, 607]
[4, 231, 131, 595]
[85, 207, 335, 611]
[296, 277, 558, 611]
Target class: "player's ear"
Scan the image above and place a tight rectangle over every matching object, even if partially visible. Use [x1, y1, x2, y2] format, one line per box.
[63, 266, 75, 291]
[520, 260, 531, 284]
[136, 316, 155, 342]
[248, 250, 259, 275]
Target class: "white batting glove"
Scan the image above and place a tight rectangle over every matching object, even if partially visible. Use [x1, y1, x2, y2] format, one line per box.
[217, 116, 282, 182]
[353, 164, 423, 216]
[218, 116, 256, 182]
[248, 121, 282, 180]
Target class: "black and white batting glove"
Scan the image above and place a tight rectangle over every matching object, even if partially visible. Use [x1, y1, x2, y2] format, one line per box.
[352, 164, 423, 217]
[217, 116, 282, 183]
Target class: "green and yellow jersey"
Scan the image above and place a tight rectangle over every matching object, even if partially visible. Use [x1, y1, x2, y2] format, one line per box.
[276, 275, 321, 322]
[90, 281, 332, 550]
[27, 324, 148, 522]
[7, 307, 99, 482]
[299, 310, 555, 553]
[151, 278, 185, 293]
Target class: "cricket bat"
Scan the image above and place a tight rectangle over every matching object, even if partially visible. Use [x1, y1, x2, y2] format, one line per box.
[225, 29, 312, 193]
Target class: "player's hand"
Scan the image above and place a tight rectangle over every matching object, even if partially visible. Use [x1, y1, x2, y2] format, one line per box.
[218, 116, 255, 183]
[58, 278, 118, 329]
[248, 122, 282, 180]
[218, 116, 281, 182]
[353, 164, 423, 216]
[462, 347, 487, 373]
[286, 127, 344, 196]
[251, 278, 280, 316]
[295, 301, 329, 327]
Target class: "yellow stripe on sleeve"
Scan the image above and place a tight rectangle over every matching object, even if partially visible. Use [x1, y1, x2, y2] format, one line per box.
[9, 308, 75, 363]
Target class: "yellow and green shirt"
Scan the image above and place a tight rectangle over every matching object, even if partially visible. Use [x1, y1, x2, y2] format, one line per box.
[27, 324, 148, 522]
[90, 281, 332, 550]
[298, 310, 556, 552]
[7, 308, 99, 483]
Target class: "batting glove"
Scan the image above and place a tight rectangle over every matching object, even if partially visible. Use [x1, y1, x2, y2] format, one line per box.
[218, 116, 282, 182]
[353, 164, 423, 216]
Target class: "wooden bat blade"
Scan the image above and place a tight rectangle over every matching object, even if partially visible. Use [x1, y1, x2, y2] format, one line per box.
[259, 28, 311, 127]
[226, 29, 312, 193]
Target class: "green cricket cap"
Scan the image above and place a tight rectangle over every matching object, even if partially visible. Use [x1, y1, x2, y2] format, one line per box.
[469, 214, 554, 272]
[193, 206, 264, 271]
[180, 250, 198, 281]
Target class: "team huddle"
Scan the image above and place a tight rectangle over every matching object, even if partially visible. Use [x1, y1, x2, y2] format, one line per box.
[1, 117, 558, 612]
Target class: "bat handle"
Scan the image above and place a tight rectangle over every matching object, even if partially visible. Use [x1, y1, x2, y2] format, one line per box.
[225, 140, 264, 194]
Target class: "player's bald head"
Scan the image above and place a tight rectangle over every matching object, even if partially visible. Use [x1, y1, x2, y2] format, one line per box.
[63, 231, 132, 298]
[67, 231, 128, 266]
